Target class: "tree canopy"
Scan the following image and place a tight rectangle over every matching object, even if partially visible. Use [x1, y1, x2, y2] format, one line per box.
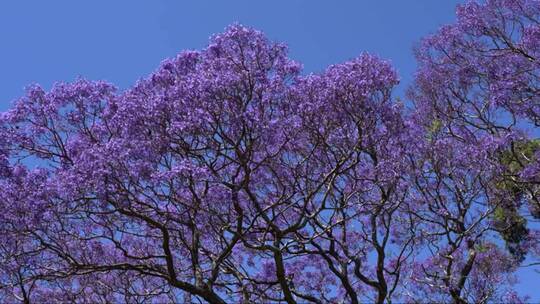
[1, 1, 540, 303]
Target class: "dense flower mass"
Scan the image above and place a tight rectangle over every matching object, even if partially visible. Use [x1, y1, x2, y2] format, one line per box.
[1, 1, 539, 303]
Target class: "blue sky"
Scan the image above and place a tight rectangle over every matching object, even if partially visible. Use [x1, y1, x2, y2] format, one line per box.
[0, 1, 463, 109]
[1, 0, 538, 301]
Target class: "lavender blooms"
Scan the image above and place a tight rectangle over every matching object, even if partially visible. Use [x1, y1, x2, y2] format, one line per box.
[1, 1, 539, 303]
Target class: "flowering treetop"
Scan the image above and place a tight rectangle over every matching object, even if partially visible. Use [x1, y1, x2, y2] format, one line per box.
[1, 1, 539, 303]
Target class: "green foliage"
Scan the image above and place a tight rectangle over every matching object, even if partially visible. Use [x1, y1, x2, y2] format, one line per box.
[500, 139, 540, 173]
[426, 118, 442, 142]
[496, 139, 540, 197]
[492, 206, 529, 262]
[491, 140, 540, 261]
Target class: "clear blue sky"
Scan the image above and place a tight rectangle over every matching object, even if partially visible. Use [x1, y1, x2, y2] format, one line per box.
[0, 0, 538, 301]
[0, 0, 465, 109]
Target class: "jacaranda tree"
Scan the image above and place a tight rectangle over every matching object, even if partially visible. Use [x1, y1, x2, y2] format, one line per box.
[0, 0, 539, 303]
[411, 0, 540, 288]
